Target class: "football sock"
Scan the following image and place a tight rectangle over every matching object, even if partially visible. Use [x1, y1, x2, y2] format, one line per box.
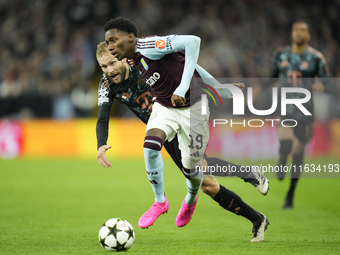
[205, 157, 248, 179]
[292, 151, 303, 179]
[277, 139, 293, 179]
[277, 139, 293, 167]
[184, 170, 203, 205]
[286, 152, 304, 200]
[143, 136, 165, 203]
[213, 184, 262, 223]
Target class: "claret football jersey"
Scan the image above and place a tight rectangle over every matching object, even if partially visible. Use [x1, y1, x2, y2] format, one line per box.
[134, 35, 203, 108]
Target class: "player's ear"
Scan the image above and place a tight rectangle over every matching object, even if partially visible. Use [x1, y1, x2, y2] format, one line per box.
[128, 33, 135, 43]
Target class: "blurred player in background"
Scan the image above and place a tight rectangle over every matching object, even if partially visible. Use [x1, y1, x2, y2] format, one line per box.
[262, 21, 331, 209]
[96, 41, 269, 242]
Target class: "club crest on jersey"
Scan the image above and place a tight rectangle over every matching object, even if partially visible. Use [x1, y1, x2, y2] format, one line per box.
[155, 39, 165, 49]
[150, 112, 157, 120]
[141, 58, 149, 70]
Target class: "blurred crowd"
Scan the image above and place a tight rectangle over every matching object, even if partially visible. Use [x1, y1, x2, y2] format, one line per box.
[0, 0, 339, 119]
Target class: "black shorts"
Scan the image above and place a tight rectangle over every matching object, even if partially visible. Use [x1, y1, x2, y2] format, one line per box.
[163, 135, 182, 171]
[293, 121, 314, 144]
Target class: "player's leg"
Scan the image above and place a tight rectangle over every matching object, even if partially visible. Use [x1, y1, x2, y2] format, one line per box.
[176, 147, 204, 227]
[283, 122, 313, 209]
[139, 127, 169, 228]
[163, 129, 269, 240]
[202, 176, 264, 223]
[139, 103, 179, 228]
[204, 156, 269, 195]
[143, 128, 166, 203]
[200, 159, 270, 241]
[163, 136, 182, 170]
[276, 125, 294, 180]
[213, 182, 269, 242]
[164, 137, 269, 195]
[175, 102, 208, 227]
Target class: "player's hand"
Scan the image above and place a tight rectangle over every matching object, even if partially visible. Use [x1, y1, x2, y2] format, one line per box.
[171, 94, 186, 106]
[97, 145, 112, 168]
[230, 83, 245, 98]
[312, 82, 325, 92]
[232, 83, 245, 89]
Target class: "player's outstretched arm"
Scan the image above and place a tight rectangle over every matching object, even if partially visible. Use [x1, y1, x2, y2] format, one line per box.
[97, 145, 112, 168]
[96, 91, 113, 167]
[171, 35, 201, 106]
[196, 64, 245, 98]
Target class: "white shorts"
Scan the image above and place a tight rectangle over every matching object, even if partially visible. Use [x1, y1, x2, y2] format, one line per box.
[146, 101, 210, 170]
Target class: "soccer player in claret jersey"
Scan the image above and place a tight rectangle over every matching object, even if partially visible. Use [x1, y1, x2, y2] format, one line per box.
[263, 21, 331, 209]
[102, 17, 271, 232]
[99, 18, 268, 241]
[95, 41, 270, 242]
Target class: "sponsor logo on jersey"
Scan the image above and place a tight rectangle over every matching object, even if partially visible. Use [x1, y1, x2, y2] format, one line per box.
[145, 72, 161, 86]
[141, 58, 148, 70]
[155, 39, 165, 49]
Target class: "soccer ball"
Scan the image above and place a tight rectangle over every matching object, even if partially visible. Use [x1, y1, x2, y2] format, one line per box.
[99, 218, 135, 252]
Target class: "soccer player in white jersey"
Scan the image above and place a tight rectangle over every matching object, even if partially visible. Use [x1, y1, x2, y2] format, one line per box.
[96, 41, 270, 241]
[104, 18, 208, 229]
[103, 17, 270, 233]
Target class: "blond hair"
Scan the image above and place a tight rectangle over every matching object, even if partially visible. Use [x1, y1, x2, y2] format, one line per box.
[96, 41, 109, 60]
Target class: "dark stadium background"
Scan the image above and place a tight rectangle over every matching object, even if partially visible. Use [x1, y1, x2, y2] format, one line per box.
[1, 2, 340, 254]
[0, 0, 339, 120]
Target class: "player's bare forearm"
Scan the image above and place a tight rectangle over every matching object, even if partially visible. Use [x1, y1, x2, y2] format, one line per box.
[171, 94, 186, 106]
[97, 145, 112, 168]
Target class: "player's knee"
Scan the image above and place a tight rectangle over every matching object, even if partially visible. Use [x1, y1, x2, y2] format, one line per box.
[292, 141, 306, 154]
[279, 139, 293, 156]
[181, 155, 202, 179]
[143, 136, 163, 152]
[143, 136, 164, 162]
[200, 158, 208, 168]
[182, 166, 203, 180]
[201, 178, 219, 197]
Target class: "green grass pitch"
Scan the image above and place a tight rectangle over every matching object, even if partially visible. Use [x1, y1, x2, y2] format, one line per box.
[1, 157, 340, 254]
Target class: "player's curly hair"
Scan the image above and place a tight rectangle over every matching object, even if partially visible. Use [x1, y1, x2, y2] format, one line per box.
[104, 17, 138, 37]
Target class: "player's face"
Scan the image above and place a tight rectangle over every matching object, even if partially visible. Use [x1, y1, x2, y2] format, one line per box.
[292, 22, 310, 46]
[97, 51, 127, 85]
[105, 29, 135, 60]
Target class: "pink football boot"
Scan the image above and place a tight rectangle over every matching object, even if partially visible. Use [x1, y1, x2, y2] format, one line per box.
[176, 194, 198, 227]
[138, 197, 169, 228]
